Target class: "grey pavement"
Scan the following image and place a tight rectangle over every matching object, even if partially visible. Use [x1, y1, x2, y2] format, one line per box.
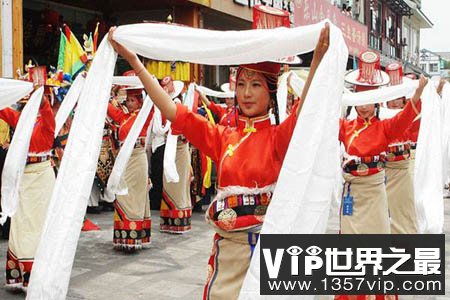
[0, 199, 447, 300]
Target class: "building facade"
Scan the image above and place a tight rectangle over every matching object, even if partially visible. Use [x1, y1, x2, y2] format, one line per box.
[401, 0, 433, 74]
[419, 49, 442, 77]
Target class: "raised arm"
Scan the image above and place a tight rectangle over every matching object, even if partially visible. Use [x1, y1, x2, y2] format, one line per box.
[383, 75, 426, 140]
[197, 91, 226, 120]
[107, 102, 127, 124]
[295, 23, 330, 118]
[108, 27, 177, 121]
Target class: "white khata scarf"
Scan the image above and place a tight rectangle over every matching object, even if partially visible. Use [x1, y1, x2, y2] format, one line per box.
[0, 87, 43, 224]
[0, 78, 33, 109]
[54, 75, 86, 136]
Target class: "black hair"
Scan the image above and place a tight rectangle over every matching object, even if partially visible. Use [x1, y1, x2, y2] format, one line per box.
[375, 103, 380, 119]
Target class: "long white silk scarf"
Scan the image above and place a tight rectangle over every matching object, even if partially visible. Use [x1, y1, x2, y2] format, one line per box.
[414, 83, 443, 234]
[27, 40, 117, 299]
[112, 75, 142, 86]
[104, 96, 154, 201]
[163, 84, 195, 183]
[0, 87, 44, 224]
[277, 71, 305, 122]
[54, 75, 86, 137]
[196, 84, 234, 98]
[0, 78, 34, 110]
[440, 83, 450, 183]
[28, 20, 341, 299]
[342, 78, 418, 106]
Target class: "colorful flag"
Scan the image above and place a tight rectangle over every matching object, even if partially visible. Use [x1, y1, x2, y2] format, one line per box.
[57, 30, 67, 71]
[63, 25, 88, 76]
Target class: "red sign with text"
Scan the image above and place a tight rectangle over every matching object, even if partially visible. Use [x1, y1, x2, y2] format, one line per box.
[294, 0, 368, 56]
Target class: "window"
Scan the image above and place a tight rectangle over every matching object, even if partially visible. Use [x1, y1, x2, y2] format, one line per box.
[420, 64, 426, 71]
[430, 63, 439, 73]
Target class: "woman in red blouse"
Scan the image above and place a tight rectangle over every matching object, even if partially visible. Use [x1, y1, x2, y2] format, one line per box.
[0, 87, 55, 291]
[339, 51, 425, 236]
[108, 24, 330, 299]
[107, 86, 153, 252]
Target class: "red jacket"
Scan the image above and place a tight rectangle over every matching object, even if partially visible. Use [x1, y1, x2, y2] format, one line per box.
[339, 100, 421, 157]
[0, 99, 55, 154]
[107, 103, 154, 142]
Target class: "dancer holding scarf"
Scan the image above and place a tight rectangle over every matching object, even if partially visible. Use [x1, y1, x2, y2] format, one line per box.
[339, 51, 425, 236]
[198, 85, 238, 127]
[108, 21, 330, 299]
[0, 85, 55, 291]
[337, 51, 425, 300]
[383, 64, 418, 234]
[158, 76, 193, 234]
[107, 84, 153, 252]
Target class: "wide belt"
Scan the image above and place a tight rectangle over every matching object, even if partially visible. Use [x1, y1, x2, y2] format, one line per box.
[343, 154, 386, 176]
[27, 155, 51, 164]
[208, 192, 272, 232]
[386, 143, 411, 162]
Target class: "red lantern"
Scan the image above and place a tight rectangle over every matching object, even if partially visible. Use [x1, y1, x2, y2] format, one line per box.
[252, 5, 290, 30]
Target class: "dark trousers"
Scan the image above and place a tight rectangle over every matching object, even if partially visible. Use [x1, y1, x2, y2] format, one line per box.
[149, 145, 165, 211]
[0, 148, 10, 239]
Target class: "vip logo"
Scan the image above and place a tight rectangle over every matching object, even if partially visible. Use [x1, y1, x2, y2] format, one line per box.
[262, 245, 324, 279]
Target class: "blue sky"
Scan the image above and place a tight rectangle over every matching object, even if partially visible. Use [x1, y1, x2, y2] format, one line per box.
[420, 0, 450, 51]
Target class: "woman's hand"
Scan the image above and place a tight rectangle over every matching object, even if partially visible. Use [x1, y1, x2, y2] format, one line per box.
[411, 75, 428, 105]
[295, 23, 330, 117]
[108, 27, 138, 62]
[437, 78, 446, 97]
[416, 75, 428, 95]
[312, 22, 330, 64]
[196, 88, 210, 106]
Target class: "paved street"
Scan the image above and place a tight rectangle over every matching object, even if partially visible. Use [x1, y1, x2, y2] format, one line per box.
[0, 199, 448, 300]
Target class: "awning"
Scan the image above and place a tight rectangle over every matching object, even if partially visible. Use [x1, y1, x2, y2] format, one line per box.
[404, 61, 429, 76]
[385, 0, 412, 16]
[403, 0, 433, 28]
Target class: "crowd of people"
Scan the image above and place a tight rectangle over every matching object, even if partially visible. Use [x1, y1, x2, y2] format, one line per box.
[0, 11, 447, 300]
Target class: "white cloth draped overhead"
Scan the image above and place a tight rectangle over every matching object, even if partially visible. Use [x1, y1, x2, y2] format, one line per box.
[28, 20, 332, 299]
[0, 87, 44, 224]
[104, 96, 154, 202]
[113, 23, 322, 65]
[112, 75, 142, 86]
[342, 78, 418, 106]
[0, 78, 34, 110]
[54, 75, 86, 137]
[196, 84, 234, 99]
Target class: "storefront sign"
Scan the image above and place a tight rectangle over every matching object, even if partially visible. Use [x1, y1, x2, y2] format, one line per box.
[293, 0, 368, 56]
